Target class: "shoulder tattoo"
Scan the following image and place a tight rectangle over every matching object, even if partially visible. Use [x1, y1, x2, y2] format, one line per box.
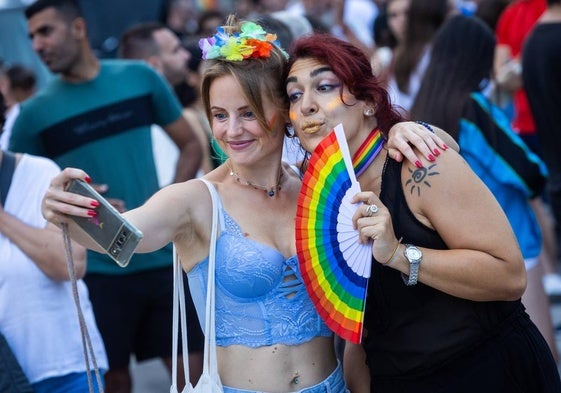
[405, 163, 440, 197]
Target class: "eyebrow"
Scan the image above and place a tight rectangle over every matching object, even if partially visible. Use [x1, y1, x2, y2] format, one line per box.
[29, 25, 49, 39]
[210, 105, 252, 112]
[286, 66, 332, 84]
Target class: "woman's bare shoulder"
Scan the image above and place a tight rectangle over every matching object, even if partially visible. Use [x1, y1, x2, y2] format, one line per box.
[432, 126, 459, 153]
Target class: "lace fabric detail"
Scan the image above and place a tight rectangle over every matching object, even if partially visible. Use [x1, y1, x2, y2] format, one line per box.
[222, 212, 244, 237]
[188, 208, 332, 348]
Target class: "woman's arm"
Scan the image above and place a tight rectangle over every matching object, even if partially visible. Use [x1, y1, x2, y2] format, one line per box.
[343, 342, 370, 393]
[397, 148, 526, 300]
[353, 148, 525, 302]
[41, 167, 206, 269]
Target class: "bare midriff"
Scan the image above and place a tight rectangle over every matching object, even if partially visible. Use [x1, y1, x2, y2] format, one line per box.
[217, 336, 337, 392]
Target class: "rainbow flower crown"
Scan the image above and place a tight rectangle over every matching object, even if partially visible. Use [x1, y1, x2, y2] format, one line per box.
[199, 21, 288, 62]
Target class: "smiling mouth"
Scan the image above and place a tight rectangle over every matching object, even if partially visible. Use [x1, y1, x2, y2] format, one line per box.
[301, 122, 324, 134]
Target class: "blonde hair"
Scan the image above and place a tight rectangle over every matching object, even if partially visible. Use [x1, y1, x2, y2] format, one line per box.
[200, 15, 289, 133]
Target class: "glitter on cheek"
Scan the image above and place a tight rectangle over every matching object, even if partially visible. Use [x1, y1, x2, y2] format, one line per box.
[326, 97, 343, 110]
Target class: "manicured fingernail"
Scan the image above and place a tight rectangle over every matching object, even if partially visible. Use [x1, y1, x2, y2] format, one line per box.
[433, 148, 440, 156]
[85, 176, 92, 184]
[90, 200, 100, 207]
[415, 160, 422, 168]
[428, 154, 435, 162]
[87, 210, 97, 217]
[443, 144, 449, 150]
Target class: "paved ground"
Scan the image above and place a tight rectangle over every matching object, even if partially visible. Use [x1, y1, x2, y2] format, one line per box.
[132, 359, 171, 393]
[130, 301, 561, 392]
[131, 356, 170, 393]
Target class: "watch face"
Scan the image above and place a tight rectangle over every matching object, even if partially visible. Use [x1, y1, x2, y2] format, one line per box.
[406, 247, 422, 260]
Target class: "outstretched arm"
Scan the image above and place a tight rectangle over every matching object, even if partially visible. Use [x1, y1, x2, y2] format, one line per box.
[42, 167, 211, 273]
[42, 168, 191, 249]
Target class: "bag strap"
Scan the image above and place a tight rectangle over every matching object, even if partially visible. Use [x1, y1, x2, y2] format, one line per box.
[62, 225, 105, 393]
[171, 178, 221, 393]
[171, 247, 191, 392]
[0, 151, 16, 206]
[201, 179, 220, 382]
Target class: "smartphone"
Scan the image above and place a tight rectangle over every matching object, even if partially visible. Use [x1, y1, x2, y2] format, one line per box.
[65, 179, 143, 268]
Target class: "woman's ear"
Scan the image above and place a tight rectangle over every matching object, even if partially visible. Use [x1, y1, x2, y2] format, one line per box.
[363, 107, 375, 117]
[363, 101, 377, 117]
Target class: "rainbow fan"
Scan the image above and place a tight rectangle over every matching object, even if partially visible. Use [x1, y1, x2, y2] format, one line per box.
[296, 124, 372, 344]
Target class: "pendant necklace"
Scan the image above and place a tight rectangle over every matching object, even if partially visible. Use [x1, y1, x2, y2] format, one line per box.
[352, 128, 385, 177]
[227, 161, 283, 197]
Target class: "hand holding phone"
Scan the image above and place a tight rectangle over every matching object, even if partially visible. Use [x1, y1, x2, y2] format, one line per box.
[65, 179, 143, 267]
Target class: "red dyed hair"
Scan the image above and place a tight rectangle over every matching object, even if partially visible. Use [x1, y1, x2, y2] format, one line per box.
[285, 33, 404, 137]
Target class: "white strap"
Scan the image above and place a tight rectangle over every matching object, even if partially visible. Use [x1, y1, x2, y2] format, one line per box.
[200, 179, 221, 381]
[171, 179, 221, 392]
[171, 249, 192, 393]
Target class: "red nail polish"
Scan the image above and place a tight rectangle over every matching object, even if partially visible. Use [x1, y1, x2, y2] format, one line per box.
[428, 154, 435, 161]
[415, 160, 422, 168]
[90, 200, 100, 207]
[443, 144, 449, 150]
[434, 148, 440, 156]
[85, 176, 92, 184]
[87, 210, 97, 217]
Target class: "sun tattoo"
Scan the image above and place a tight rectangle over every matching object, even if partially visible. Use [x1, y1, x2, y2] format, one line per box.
[406, 163, 439, 197]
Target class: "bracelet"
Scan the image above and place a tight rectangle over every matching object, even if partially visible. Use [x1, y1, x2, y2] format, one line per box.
[416, 120, 434, 133]
[381, 237, 403, 265]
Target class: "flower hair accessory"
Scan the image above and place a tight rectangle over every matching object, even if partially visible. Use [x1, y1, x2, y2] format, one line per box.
[199, 21, 288, 61]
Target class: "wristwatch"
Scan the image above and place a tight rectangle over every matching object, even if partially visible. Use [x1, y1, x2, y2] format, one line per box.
[402, 244, 422, 286]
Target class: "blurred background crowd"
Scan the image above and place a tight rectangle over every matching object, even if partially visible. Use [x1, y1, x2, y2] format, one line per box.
[1, 0, 560, 391]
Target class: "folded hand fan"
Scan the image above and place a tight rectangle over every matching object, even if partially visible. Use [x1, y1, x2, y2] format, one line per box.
[296, 124, 372, 343]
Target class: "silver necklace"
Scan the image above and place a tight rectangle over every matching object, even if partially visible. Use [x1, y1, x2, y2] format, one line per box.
[227, 161, 283, 197]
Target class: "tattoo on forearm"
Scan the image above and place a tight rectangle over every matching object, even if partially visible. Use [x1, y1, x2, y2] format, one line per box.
[405, 164, 439, 196]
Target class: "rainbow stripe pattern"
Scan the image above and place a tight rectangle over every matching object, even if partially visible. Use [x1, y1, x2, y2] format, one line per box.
[296, 124, 372, 343]
[353, 128, 384, 177]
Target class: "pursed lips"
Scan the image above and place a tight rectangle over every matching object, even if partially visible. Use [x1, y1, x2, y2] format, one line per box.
[301, 121, 324, 134]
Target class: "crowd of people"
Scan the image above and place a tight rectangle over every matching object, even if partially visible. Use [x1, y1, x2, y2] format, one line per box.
[1, 0, 561, 392]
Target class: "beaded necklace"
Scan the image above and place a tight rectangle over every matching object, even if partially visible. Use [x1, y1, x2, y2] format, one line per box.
[352, 128, 385, 177]
[227, 160, 283, 197]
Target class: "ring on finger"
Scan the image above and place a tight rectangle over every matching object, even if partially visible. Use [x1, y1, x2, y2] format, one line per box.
[366, 204, 379, 216]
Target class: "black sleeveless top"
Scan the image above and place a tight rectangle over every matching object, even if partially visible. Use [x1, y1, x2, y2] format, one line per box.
[362, 157, 521, 379]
